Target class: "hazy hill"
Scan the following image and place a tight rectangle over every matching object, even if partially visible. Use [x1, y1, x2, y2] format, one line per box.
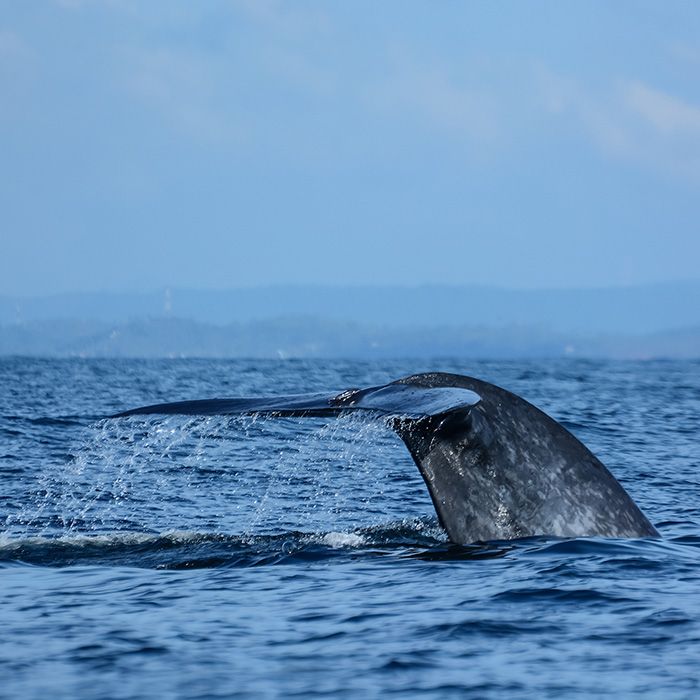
[2, 282, 700, 335]
[1, 316, 699, 360]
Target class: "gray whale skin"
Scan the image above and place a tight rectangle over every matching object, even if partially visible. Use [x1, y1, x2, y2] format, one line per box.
[113, 372, 658, 544]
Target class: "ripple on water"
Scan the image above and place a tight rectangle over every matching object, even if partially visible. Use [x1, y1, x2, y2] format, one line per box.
[1, 357, 700, 699]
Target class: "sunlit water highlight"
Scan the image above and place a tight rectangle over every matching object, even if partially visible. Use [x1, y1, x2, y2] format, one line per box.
[1, 358, 699, 698]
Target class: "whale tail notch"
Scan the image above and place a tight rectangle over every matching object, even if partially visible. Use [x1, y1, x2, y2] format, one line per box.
[111, 372, 658, 544]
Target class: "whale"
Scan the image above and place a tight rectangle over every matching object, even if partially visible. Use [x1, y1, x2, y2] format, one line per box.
[112, 372, 658, 544]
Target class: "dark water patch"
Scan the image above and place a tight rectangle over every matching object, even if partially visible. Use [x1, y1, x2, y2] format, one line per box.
[402, 542, 512, 561]
[638, 608, 693, 628]
[493, 586, 632, 605]
[420, 617, 560, 640]
[380, 655, 435, 671]
[670, 533, 700, 546]
[524, 536, 662, 557]
[3, 414, 90, 427]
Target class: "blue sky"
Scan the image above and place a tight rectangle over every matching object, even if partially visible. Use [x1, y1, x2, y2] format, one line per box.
[2, 1, 699, 295]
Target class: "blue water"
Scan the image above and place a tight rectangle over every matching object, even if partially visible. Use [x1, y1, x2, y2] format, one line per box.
[1, 357, 699, 699]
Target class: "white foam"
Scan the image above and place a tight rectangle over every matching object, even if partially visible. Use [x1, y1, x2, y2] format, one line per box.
[319, 531, 366, 548]
[0, 530, 205, 551]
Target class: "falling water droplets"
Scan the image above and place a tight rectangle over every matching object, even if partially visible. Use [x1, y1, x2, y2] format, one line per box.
[5, 411, 434, 547]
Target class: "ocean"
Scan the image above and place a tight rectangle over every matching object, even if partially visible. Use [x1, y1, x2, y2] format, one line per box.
[1, 357, 699, 698]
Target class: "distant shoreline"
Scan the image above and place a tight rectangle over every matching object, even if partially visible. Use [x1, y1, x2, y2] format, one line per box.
[2, 315, 698, 360]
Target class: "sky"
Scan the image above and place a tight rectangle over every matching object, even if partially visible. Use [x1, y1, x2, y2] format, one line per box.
[1, 0, 699, 296]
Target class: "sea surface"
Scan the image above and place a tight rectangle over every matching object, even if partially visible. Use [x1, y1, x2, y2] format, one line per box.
[1, 357, 699, 699]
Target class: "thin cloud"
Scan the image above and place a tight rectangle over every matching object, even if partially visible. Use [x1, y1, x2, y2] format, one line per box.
[260, 46, 336, 97]
[624, 81, 700, 136]
[232, 0, 332, 39]
[367, 50, 501, 146]
[537, 67, 700, 182]
[668, 41, 700, 66]
[121, 46, 246, 146]
[0, 30, 33, 64]
[0, 30, 38, 119]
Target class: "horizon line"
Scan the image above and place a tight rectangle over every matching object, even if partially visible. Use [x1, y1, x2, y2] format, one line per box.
[3, 278, 700, 300]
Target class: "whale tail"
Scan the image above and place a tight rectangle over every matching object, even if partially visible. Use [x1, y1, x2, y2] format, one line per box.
[112, 372, 658, 544]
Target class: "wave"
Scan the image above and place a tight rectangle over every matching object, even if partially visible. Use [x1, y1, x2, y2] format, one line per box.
[2, 519, 698, 570]
[0, 518, 447, 569]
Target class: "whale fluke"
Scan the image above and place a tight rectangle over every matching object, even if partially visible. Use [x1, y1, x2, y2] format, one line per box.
[111, 372, 658, 544]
